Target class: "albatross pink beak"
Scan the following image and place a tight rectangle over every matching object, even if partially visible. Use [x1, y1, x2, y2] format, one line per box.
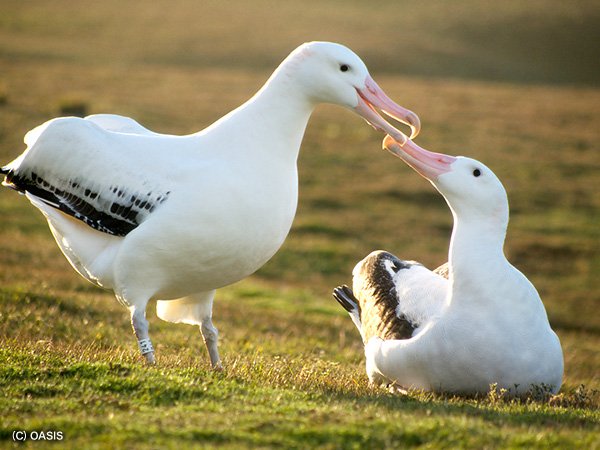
[383, 135, 457, 180]
[355, 76, 421, 143]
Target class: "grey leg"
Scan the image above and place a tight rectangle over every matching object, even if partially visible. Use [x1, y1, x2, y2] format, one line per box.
[130, 305, 156, 365]
[201, 318, 222, 370]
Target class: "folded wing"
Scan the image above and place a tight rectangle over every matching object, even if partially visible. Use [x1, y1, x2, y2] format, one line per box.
[2, 115, 181, 236]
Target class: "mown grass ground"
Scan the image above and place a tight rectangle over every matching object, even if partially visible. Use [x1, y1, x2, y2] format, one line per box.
[0, 1, 599, 448]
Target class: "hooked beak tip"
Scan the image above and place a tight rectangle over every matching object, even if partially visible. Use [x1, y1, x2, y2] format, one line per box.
[382, 134, 402, 155]
[407, 112, 421, 139]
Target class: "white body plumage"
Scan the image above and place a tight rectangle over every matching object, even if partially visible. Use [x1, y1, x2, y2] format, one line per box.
[334, 137, 563, 395]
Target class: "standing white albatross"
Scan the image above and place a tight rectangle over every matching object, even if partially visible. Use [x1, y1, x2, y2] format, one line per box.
[333, 136, 563, 395]
[1, 42, 421, 367]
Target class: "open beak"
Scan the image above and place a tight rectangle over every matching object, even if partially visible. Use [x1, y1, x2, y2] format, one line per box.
[383, 135, 456, 180]
[355, 76, 421, 144]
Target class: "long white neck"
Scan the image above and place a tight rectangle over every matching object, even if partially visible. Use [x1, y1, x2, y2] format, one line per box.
[198, 63, 316, 166]
[450, 212, 507, 271]
[447, 207, 511, 305]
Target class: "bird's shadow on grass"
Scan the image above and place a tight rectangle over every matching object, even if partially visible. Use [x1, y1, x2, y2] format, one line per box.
[304, 384, 599, 429]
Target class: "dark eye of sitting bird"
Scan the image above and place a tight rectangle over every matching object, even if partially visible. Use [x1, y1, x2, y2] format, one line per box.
[391, 262, 401, 273]
[340, 64, 349, 72]
[473, 168, 481, 177]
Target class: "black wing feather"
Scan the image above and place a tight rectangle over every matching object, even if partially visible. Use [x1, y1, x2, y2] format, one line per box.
[3, 169, 168, 236]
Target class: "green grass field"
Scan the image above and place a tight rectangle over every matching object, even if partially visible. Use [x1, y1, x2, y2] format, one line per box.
[0, 1, 599, 448]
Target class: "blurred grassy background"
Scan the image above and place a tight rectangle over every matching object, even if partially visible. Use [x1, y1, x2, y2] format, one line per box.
[0, 1, 598, 447]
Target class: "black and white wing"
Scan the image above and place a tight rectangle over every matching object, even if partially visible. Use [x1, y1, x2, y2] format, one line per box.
[1, 115, 184, 236]
[335, 251, 448, 344]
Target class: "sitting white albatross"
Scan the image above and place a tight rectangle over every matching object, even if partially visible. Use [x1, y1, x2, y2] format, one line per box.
[1, 42, 420, 367]
[333, 135, 563, 395]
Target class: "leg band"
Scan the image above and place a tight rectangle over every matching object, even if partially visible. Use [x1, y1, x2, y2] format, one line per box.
[138, 338, 154, 355]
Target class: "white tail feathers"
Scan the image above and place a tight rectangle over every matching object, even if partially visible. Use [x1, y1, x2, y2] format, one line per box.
[156, 291, 215, 326]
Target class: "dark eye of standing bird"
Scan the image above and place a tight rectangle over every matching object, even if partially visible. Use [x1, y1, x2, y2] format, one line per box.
[340, 64, 349, 72]
[473, 169, 481, 177]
